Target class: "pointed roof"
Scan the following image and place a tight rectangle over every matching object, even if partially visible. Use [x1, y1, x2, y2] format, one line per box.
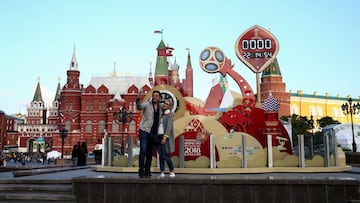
[186, 49, 192, 68]
[262, 58, 281, 77]
[157, 40, 166, 49]
[54, 78, 61, 101]
[171, 58, 179, 70]
[70, 45, 78, 70]
[32, 79, 43, 102]
[155, 39, 174, 76]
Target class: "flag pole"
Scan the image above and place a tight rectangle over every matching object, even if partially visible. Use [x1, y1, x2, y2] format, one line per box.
[154, 29, 164, 40]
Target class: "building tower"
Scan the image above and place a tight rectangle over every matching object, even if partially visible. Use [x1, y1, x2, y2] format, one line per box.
[16, 78, 58, 152]
[182, 49, 193, 97]
[260, 58, 290, 117]
[58, 46, 82, 135]
[169, 58, 180, 90]
[26, 78, 46, 126]
[148, 62, 154, 87]
[154, 40, 173, 85]
[48, 78, 61, 126]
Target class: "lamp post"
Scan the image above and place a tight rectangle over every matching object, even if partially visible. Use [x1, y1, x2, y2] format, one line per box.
[308, 115, 315, 159]
[341, 97, 360, 152]
[114, 106, 133, 155]
[59, 128, 68, 159]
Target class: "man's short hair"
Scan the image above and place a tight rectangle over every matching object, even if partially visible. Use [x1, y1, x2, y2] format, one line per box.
[152, 90, 161, 96]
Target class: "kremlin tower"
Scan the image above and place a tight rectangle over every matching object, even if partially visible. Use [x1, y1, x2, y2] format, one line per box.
[260, 58, 290, 118]
[153, 40, 193, 97]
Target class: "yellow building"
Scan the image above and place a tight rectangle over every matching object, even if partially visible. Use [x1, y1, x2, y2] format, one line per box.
[290, 90, 360, 124]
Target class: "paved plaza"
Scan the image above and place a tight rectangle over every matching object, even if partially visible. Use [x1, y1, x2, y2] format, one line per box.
[0, 161, 359, 181]
[1, 162, 359, 203]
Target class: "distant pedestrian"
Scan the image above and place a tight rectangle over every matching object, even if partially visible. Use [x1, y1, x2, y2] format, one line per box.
[93, 139, 103, 165]
[71, 144, 78, 166]
[78, 142, 88, 166]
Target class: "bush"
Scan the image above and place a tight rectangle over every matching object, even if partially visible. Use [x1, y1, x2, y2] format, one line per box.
[342, 147, 352, 152]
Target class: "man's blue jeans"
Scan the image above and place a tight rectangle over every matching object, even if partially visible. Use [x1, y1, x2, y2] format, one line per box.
[138, 130, 155, 176]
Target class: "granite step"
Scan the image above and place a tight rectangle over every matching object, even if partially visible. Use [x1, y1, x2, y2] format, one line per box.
[0, 193, 76, 202]
[0, 179, 76, 202]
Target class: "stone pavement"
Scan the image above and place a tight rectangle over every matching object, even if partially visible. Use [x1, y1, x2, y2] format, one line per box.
[1, 164, 360, 202]
[1, 164, 359, 180]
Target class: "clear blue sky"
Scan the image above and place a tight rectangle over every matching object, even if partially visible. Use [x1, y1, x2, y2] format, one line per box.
[1, 0, 359, 115]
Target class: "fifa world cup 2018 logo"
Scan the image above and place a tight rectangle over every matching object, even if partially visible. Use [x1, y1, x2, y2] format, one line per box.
[198, 46, 256, 108]
[199, 46, 226, 74]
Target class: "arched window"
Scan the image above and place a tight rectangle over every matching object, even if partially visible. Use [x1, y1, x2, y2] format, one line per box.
[86, 120, 92, 133]
[291, 104, 299, 115]
[309, 105, 315, 116]
[112, 120, 119, 133]
[98, 120, 105, 133]
[332, 107, 340, 119]
[65, 121, 71, 132]
[316, 106, 323, 117]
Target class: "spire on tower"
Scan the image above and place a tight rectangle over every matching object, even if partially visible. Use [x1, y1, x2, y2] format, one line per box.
[54, 77, 61, 101]
[32, 77, 43, 102]
[149, 61, 153, 77]
[70, 44, 78, 70]
[184, 48, 193, 97]
[112, 62, 117, 77]
[148, 61, 154, 87]
[186, 48, 192, 69]
[262, 58, 281, 77]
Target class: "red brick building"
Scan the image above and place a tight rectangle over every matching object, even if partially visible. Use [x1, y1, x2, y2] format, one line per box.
[8, 40, 194, 157]
[1, 40, 291, 157]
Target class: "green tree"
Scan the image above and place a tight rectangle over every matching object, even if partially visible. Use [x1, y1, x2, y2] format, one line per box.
[314, 116, 340, 146]
[281, 114, 311, 147]
[317, 116, 340, 128]
[280, 115, 341, 148]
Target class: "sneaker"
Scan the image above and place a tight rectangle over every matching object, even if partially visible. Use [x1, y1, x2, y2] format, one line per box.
[160, 172, 165, 178]
[169, 172, 175, 178]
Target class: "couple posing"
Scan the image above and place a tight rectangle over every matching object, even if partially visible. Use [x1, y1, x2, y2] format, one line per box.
[136, 90, 175, 178]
